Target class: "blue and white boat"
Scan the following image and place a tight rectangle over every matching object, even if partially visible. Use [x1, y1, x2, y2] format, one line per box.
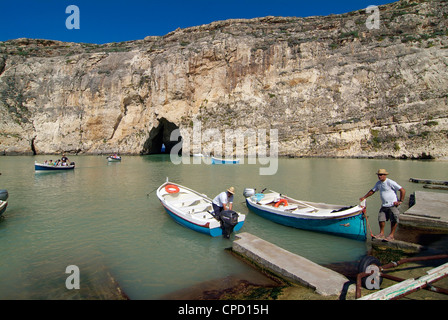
[107, 155, 122, 162]
[211, 156, 240, 164]
[35, 161, 75, 171]
[244, 189, 367, 241]
[157, 180, 245, 237]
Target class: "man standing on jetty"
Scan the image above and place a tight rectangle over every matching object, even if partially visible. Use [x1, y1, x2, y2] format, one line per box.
[360, 169, 406, 241]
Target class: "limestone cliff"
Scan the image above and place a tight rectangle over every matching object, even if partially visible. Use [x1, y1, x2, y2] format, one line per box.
[0, 0, 447, 159]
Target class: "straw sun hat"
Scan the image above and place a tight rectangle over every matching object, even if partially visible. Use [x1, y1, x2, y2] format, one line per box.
[376, 169, 389, 175]
[227, 187, 235, 194]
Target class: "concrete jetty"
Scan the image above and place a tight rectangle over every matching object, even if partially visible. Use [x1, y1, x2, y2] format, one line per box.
[232, 232, 352, 297]
[400, 191, 448, 230]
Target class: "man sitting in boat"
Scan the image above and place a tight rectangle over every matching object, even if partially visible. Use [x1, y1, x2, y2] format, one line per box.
[212, 187, 235, 217]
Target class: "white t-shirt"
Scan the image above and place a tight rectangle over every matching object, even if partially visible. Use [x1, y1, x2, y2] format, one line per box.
[372, 178, 402, 207]
[212, 191, 234, 207]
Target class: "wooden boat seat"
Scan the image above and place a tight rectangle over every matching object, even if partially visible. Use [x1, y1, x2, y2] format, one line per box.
[258, 196, 278, 205]
[191, 212, 215, 219]
[168, 196, 204, 207]
[282, 205, 299, 211]
[183, 203, 212, 213]
[293, 208, 319, 214]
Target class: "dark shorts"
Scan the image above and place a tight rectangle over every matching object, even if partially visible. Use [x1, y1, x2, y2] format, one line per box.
[212, 203, 223, 217]
[379, 206, 400, 223]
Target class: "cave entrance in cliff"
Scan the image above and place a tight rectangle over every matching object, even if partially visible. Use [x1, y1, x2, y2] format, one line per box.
[142, 118, 181, 155]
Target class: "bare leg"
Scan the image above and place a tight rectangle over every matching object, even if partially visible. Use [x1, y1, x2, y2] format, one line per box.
[374, 221, 386, 239]
[386, 222, 398, 241]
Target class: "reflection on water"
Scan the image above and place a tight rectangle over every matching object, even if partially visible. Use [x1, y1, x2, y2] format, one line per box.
[0, 155, 446, 299]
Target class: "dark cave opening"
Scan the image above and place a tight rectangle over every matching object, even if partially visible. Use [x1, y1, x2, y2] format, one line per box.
[141, 118, 182, 155]
[31, 137, 37, 155]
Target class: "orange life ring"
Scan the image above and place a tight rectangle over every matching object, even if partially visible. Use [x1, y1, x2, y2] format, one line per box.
[165, 184, 180, 194]
[274, 199, 288, 207]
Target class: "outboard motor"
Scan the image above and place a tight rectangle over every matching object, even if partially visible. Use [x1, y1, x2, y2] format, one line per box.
[219, 210, 239, 238]
[243, 188, 255, 198]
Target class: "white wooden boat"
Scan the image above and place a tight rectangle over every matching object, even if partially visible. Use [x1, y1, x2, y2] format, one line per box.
[35, 161, 75, 171]
[244, 189, 367, 240]
[157, 180, 245, 237]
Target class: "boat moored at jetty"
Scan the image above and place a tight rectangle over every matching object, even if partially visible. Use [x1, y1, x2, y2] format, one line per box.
[244, 188, 367, 241]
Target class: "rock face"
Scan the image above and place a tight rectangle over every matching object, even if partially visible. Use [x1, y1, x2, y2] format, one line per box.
[0, 0, 447, 158]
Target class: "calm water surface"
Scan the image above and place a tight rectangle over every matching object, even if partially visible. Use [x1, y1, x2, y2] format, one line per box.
[0, 155, 446, 299]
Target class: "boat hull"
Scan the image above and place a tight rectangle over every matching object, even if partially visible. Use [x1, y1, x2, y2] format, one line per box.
[246, 198, 366, 241]
[107, 157, 121, 162]
[162, 204, 244, 237]
[35, 164, 75, 171]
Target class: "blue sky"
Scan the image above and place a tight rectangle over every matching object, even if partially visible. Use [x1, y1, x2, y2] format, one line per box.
[1, 0, 394, 44]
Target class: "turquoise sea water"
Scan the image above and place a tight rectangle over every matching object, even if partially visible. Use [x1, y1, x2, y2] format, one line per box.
[0, 155, 445, 299]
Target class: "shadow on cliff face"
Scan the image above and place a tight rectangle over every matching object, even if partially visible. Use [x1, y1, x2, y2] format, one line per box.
[141, 118, 181, 155]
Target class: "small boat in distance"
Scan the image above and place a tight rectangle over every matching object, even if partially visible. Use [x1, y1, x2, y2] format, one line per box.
[244, 188, 367, 241]
[35, 161, 75, 171]
[211, 156, 240, 164]
[157, 180, 245, 238]
[107, 154, 122, 162]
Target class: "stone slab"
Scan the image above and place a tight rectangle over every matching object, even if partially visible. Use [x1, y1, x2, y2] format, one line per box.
[232, 232, 352, 296]
[401, 191, 448, 230]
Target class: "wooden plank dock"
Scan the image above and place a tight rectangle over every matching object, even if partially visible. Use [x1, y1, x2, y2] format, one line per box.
[409, 178, 448, 186]
[358, 262, 448, 300]
[232, 232, 353, 296]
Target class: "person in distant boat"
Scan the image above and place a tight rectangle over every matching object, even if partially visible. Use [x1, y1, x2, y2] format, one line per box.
[360, 169, 405, 241]
[212, 187, 235, 217]
[61, 154, 69, 164]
